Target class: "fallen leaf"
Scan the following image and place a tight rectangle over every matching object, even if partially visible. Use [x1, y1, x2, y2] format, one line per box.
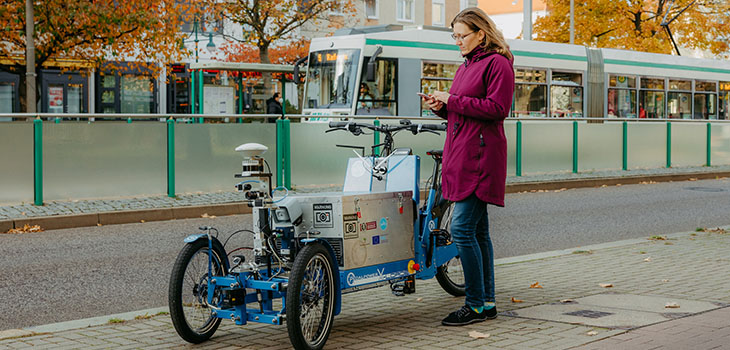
[140, 220, 146, 223]
[416, 297, 423, 302]
[586, 331, 598, 336]
[616, 184, 622, 186]
[97, 223, 103, 227]
[689, 178, 697, 181]
[560, 299, 575, 303]
[599, 283, 613, 288]
[644, 257, 652, 262]
[468, 331, 490, 339]
[530, 282, 543, 289]
[5, 224, 44, 234]
[665, 302, 680, 308]
[662, 279, 670, 283]
[511, 297, 523, 303]
[20, 212, 26, 216]
[648, 235, 667, 240]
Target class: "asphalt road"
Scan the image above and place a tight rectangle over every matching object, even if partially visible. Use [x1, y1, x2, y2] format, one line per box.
[1, 178, 729, 330]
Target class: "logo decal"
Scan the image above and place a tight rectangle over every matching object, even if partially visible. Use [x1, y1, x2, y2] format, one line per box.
[313, 203, 333, 228]
[379, 218, 388, 231]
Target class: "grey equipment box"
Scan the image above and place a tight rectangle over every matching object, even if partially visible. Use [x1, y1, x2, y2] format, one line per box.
[279, 190, 415, 270]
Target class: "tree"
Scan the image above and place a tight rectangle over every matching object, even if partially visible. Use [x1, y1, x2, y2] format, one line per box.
[0, 0, 198, 111]
[533, 0, 730, 56]
[214, 0, 357, 65]
[221, 40, 311, 65]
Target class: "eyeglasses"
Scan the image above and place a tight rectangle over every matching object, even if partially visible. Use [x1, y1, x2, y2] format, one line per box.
[451, 31, 475, 41]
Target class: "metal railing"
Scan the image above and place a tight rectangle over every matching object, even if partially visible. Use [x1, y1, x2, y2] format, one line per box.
[2, 113, 729, 206]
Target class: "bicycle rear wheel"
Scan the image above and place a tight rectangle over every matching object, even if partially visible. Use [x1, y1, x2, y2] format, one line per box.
[434, 202, 466, 296]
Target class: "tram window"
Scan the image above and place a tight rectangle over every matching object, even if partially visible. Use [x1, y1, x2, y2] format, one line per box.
[695, 81, 717, 92]
[550, 86, 582, 118]
[422, 63, 458, 79]
[693, 93, 717, 119]
[668, 92, 691, 119]
[513, 84, 546, 117]
[515, 68, 546, 83]
[607, 89, 637, 118]
[552, 71, 582, 85]
[420, 62, 458, 116]
[357, 57, 396, 116]
[609, 75, 636, 88]
[720, 82, 730, 120]
[669, 79, 691, 91]
[639, 90, 665, 119]
[641, 78, 665, 90]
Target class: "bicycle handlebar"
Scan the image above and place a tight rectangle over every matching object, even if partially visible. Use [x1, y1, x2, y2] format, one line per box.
[327, 120, 446, 134]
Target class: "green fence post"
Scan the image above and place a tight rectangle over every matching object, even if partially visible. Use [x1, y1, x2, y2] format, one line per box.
[666, 121, 672, 168]
[706, 122, 712, 167]
[622, 121, 628, 171]
[516, 120, 522, 176]
[190, 69, 196, 115]
[283, 118, 291, 190]
[127, 117, 132, 124]
[373, 119, 381, 157]
[33, 118, 43, 206]
[572, 120, 578, 173]
[167, 118, 176, 197]
[276, 118, 284, 188]
[238, 75, 243, 115]
[54, 117, 60, 124]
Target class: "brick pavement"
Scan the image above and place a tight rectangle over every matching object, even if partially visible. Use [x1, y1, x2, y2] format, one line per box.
[1, 226, 728, 349]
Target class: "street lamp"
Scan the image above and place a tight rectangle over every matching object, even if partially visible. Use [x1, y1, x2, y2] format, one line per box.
[181, 18, 217, 62]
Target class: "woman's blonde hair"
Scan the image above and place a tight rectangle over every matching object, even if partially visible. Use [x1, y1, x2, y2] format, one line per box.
[451, 7, 513, 61]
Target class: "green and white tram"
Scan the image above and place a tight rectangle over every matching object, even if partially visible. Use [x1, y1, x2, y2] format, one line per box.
[301, 25, 730, 120]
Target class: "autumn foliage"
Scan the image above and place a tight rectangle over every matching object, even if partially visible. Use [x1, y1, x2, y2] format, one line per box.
[533, 0, 730, 56]
[221, 41, 311, 65]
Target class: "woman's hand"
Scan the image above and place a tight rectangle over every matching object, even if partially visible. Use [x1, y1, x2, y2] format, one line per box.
[425, 96, 444, 111]
[432, 91, 450, 104]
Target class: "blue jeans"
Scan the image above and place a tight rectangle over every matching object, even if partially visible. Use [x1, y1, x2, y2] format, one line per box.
[450, 193, 494, 308]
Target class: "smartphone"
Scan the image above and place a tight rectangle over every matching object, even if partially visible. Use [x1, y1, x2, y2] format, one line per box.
[417, 92, 432, 100]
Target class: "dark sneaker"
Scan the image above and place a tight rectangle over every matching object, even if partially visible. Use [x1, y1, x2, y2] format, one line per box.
[442, 305, 490, 326]
[483, 305, 498, 319]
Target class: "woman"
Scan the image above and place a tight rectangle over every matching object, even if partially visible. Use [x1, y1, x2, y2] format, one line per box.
[422, 8, 514, 326]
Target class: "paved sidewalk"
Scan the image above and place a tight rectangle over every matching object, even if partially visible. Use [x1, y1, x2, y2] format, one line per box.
[1, 226, 729, 349]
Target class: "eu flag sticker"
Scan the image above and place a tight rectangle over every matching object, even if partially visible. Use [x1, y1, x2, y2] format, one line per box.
[372, 235, 380, 245]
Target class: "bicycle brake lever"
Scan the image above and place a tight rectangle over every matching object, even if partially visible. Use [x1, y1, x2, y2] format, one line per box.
[325, 128, 343, 133]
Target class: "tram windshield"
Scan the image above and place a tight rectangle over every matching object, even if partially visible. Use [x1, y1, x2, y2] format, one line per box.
[305, 49, 360, 110]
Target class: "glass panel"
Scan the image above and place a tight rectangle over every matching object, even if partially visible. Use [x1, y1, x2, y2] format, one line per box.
[669, 79, 691, 91]
[0, 124, 33, 203]
[290, 122, 375, 188]
[695, 81, 717, 92]
[67, 84, 83, 113]
[176, 124, 277, 193]
[392, 126, 448, 184]
[121, 75, 154, 113]
[432, 3, 444, 25]
[607, 89, 636, 118]
[504, 121, 516, 175]
[513, 84, 546, 117]
[550, 86, 583, 117]
[173, 77, 190, 114]
[641, 78, 664, 90]
[101, 90, 115, 104]
[609, 75, 636, 88]
[578, 122, 622, 172]
[422, 62, 458, 79]
[48, 84, 64, 113]
[627, 123, 666, 169]
[404, 0, 413, 20]
[667, 92, 691, 119]
[522, 121, 572, 174]
[305, 49, 361, 109]
[720, 92, 729, 120]
[672, 123, 706, 167]
[711, 124, 730, 165]
[43, 123, 166, 200]
[365, 0, 377, 17]
[551, 71, 582, 85]
[515, 68, 546, 83]
[720, 82, 730, 91]
[693, 93, 716, 119]
[639, 90, 665, 118]
[0, 83, 14, 113]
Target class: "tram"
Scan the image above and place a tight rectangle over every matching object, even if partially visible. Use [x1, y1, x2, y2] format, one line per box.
[300, 25, 730, 120]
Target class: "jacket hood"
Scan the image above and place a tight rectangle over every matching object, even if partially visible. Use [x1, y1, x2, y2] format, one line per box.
[464, 45, 499, 64]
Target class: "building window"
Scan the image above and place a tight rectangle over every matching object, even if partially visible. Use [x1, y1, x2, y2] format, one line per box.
[96, 70, 157, 114]
[365, 0, 378, 19]
[432, 0, 445, 26]
[639, 77, 665, 119]
[513, 68, 547, 117]
[0, 71, 20, 115]
[667, 79, 691, 119]
[607, 75, 637, 118]
[396, 0, 414, 22]
[550, 71, 582, 117]
[694, 80, 717, 119]
[41, 70, 88, 114]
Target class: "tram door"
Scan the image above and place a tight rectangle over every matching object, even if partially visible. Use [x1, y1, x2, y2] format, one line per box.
[41, 71, 88, 113]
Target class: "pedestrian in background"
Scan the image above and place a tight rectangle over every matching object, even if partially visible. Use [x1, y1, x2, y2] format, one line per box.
[266, 92, 283, 122]
[422, 7, 515, 326]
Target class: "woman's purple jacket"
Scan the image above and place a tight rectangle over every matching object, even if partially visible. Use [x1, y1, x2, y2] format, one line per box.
[435, 46, 515, 207]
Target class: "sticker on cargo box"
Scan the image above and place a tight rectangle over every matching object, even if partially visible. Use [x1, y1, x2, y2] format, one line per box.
[313, 203, 333, 228]
[343, 219, 358, 239]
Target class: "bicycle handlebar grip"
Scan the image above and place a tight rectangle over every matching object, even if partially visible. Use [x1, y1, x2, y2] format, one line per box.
[420, 123, 447, 131]
[328, 121, 349, 128]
